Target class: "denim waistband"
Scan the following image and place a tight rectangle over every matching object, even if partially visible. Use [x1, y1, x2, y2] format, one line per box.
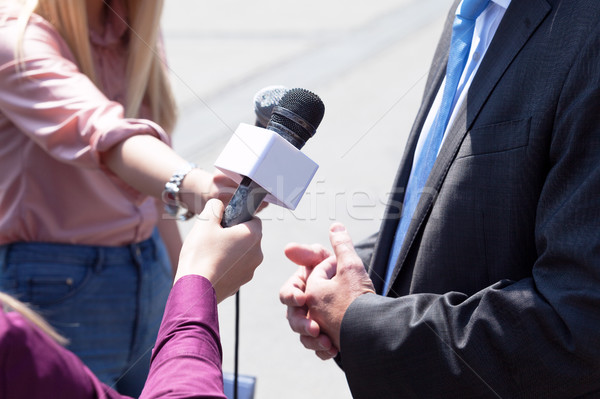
[0, 236, 157, 266]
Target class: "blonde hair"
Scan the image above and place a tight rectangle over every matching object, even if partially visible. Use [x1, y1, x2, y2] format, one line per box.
[15, 0, 177, 133]
[0, 292, 69, 346]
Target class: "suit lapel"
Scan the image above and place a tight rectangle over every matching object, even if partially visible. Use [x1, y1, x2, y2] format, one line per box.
[368, 4, 456, 293]
[380, 0, 551, 295]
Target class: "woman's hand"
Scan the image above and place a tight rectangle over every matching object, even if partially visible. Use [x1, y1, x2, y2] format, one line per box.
[179, 169, 238, 215]
[181, 169, 269, 216]
[101, 135, 238, 214]
[175, 199, 263, 303]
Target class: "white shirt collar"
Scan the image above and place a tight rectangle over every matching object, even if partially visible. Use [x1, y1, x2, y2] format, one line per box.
[492, 0, 511, 10]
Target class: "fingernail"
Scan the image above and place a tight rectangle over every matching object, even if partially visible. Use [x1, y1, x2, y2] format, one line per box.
[330, 223, 346, 233]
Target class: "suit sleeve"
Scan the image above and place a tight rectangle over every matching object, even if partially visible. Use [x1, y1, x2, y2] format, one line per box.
[338, 18, 600, 399]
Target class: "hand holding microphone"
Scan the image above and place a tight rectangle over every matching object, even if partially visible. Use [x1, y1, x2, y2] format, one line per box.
[176, 199, 263, 303]
[214, 87, 325, 398]
[218, 87, 325, 227]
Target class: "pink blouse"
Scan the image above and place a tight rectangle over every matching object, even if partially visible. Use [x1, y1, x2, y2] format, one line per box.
[0, 1, 171, 246]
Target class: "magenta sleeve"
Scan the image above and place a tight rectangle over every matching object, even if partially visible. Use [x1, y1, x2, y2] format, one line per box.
[140, 275, 226, 399]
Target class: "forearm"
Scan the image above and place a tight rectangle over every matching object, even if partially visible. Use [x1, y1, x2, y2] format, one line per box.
[102, 134, 212, 214]
[340, 280, 600, 399]
[102, 134, 182, 197]
[140, 275, 225, 399]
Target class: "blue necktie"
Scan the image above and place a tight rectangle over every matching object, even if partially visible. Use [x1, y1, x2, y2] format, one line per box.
[383, 0, 491, 293]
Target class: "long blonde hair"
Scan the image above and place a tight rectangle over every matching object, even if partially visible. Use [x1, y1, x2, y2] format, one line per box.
[15, 0, 177, 133]
[0, 292, 69, 345]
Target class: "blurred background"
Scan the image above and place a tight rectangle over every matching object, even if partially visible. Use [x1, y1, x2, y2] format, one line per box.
[162, 0, 451, 397]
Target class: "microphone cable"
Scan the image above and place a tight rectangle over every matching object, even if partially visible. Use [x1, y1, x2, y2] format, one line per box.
[234, 290, 240, 399]
[227, 87, 325, 399]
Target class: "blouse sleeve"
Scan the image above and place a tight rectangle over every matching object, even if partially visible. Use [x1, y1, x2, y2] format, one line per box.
[0, 9, 170, 169]
[140, 275, 226, 399]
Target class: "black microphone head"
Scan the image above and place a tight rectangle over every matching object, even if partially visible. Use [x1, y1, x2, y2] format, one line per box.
[253, 85, 289, 128]
[269, 88, 325, 149]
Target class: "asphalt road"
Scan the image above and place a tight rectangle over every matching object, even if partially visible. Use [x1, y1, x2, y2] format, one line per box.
[162, 1, 452, 397]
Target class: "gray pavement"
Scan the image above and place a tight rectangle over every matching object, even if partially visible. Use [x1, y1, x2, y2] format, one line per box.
[162, 1, 452, 397]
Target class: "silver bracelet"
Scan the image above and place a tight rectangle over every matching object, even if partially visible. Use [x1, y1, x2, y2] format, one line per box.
[162, 163, 197, 221]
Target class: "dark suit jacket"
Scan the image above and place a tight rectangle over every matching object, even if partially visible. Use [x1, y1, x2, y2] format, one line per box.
[340, 0, 600, 397]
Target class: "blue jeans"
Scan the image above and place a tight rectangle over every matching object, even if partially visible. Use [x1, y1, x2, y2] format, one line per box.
[0, 228, 172, 397]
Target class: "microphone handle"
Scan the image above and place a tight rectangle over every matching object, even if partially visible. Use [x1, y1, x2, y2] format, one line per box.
[221, 176, 268, 227]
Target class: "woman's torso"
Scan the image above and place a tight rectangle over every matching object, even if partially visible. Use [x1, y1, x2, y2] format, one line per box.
[0, 1, 164, 246]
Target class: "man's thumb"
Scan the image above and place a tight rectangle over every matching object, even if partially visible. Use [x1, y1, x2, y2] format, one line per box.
[328, 223, 362, 270]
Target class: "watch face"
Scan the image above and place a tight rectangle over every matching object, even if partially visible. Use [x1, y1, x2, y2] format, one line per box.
[163, 163, 197, 219]
[165, 181, 180, 194]
[163, 183, 180, 216]
[165, 191, 177, 201]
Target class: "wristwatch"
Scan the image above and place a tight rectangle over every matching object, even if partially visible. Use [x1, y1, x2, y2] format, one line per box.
[162, 163, 197, 221]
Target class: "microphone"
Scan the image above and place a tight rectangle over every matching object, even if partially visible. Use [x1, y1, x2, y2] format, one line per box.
[253, 85, 289, 128]
[221, 88, 325, 227]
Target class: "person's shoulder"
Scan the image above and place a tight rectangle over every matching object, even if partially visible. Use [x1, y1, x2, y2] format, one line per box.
[0, 3, 69, 66]
[0, 311, 39, 394]
[0, 310, 103, 398]
[0, 310, 39, 359]
[0, 2, 20, 20]
[0, 3, 55, 32]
